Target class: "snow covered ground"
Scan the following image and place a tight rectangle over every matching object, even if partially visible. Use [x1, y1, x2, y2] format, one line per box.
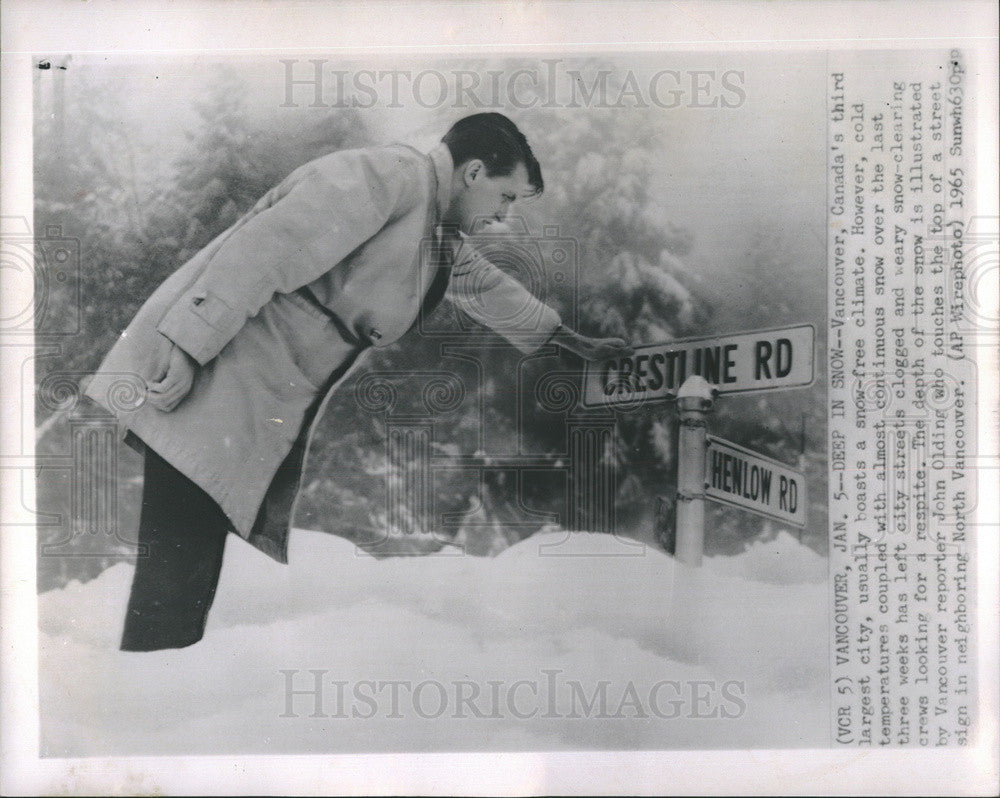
[39, 528, 829, 756]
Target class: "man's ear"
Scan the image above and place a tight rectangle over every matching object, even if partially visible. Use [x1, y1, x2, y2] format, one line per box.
[461, 158, 485, 186]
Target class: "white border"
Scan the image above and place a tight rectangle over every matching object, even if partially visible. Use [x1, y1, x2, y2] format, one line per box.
[2, 1, 997, 795]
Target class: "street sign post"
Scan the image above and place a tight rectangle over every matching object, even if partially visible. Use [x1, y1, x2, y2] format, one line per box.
[581, 323, 815, 409]
[704, 435, 808, 528]
[576, 324, 814, 564]
[674, 376, 715, 566]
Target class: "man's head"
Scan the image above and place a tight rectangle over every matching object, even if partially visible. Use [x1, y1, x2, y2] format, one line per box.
[441, 113, 543, 235]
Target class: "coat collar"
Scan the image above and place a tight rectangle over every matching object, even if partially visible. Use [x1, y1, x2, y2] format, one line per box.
[427, 143, 453, 223]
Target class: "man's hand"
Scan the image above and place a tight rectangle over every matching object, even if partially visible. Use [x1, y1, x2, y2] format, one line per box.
[550, 325, 633, 362]
[146, 334, 196, 412]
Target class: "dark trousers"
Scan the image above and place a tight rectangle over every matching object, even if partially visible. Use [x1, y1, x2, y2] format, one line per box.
[120, 447, 230, 652]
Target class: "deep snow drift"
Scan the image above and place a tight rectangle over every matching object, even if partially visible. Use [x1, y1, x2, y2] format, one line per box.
[39, 528, 828, 755]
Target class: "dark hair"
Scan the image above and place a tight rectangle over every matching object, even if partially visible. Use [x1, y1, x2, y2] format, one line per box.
[442, 112, 543, 196]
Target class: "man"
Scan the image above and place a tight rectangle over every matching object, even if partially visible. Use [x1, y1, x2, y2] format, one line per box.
[85, 112, 631, 651]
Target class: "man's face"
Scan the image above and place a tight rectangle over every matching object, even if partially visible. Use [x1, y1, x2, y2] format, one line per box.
[449, 160, 531, 235]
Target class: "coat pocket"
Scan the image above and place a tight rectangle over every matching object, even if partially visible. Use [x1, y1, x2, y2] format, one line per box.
[260, 292, 355, 394]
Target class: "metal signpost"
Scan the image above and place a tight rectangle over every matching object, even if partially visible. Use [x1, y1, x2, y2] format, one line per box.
[582, 323, 815, 566]
[674, 376, 714, 566]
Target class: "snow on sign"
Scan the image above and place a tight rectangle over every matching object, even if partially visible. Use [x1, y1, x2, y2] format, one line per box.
[704, 435, 807, 528]
[581, 324, 815, 408]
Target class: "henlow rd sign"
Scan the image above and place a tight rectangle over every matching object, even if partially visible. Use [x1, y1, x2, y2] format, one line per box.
[704, 435, 807, 528]
[581, 324, 814, 408]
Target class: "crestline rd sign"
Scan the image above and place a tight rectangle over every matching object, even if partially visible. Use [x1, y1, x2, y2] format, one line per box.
[704, 435, 807, 528]
[581, 324, 815, 408]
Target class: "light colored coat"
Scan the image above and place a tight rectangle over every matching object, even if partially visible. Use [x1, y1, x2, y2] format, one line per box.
[85, 143, 561, 562]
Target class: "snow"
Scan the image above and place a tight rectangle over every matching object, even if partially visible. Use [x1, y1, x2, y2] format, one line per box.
[39, 528, 829, 756]
[704, 529, 828, 586]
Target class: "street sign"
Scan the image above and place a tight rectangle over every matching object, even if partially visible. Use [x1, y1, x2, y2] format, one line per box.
[704, 435, 807, 528]
[581, 324, 814, 409]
